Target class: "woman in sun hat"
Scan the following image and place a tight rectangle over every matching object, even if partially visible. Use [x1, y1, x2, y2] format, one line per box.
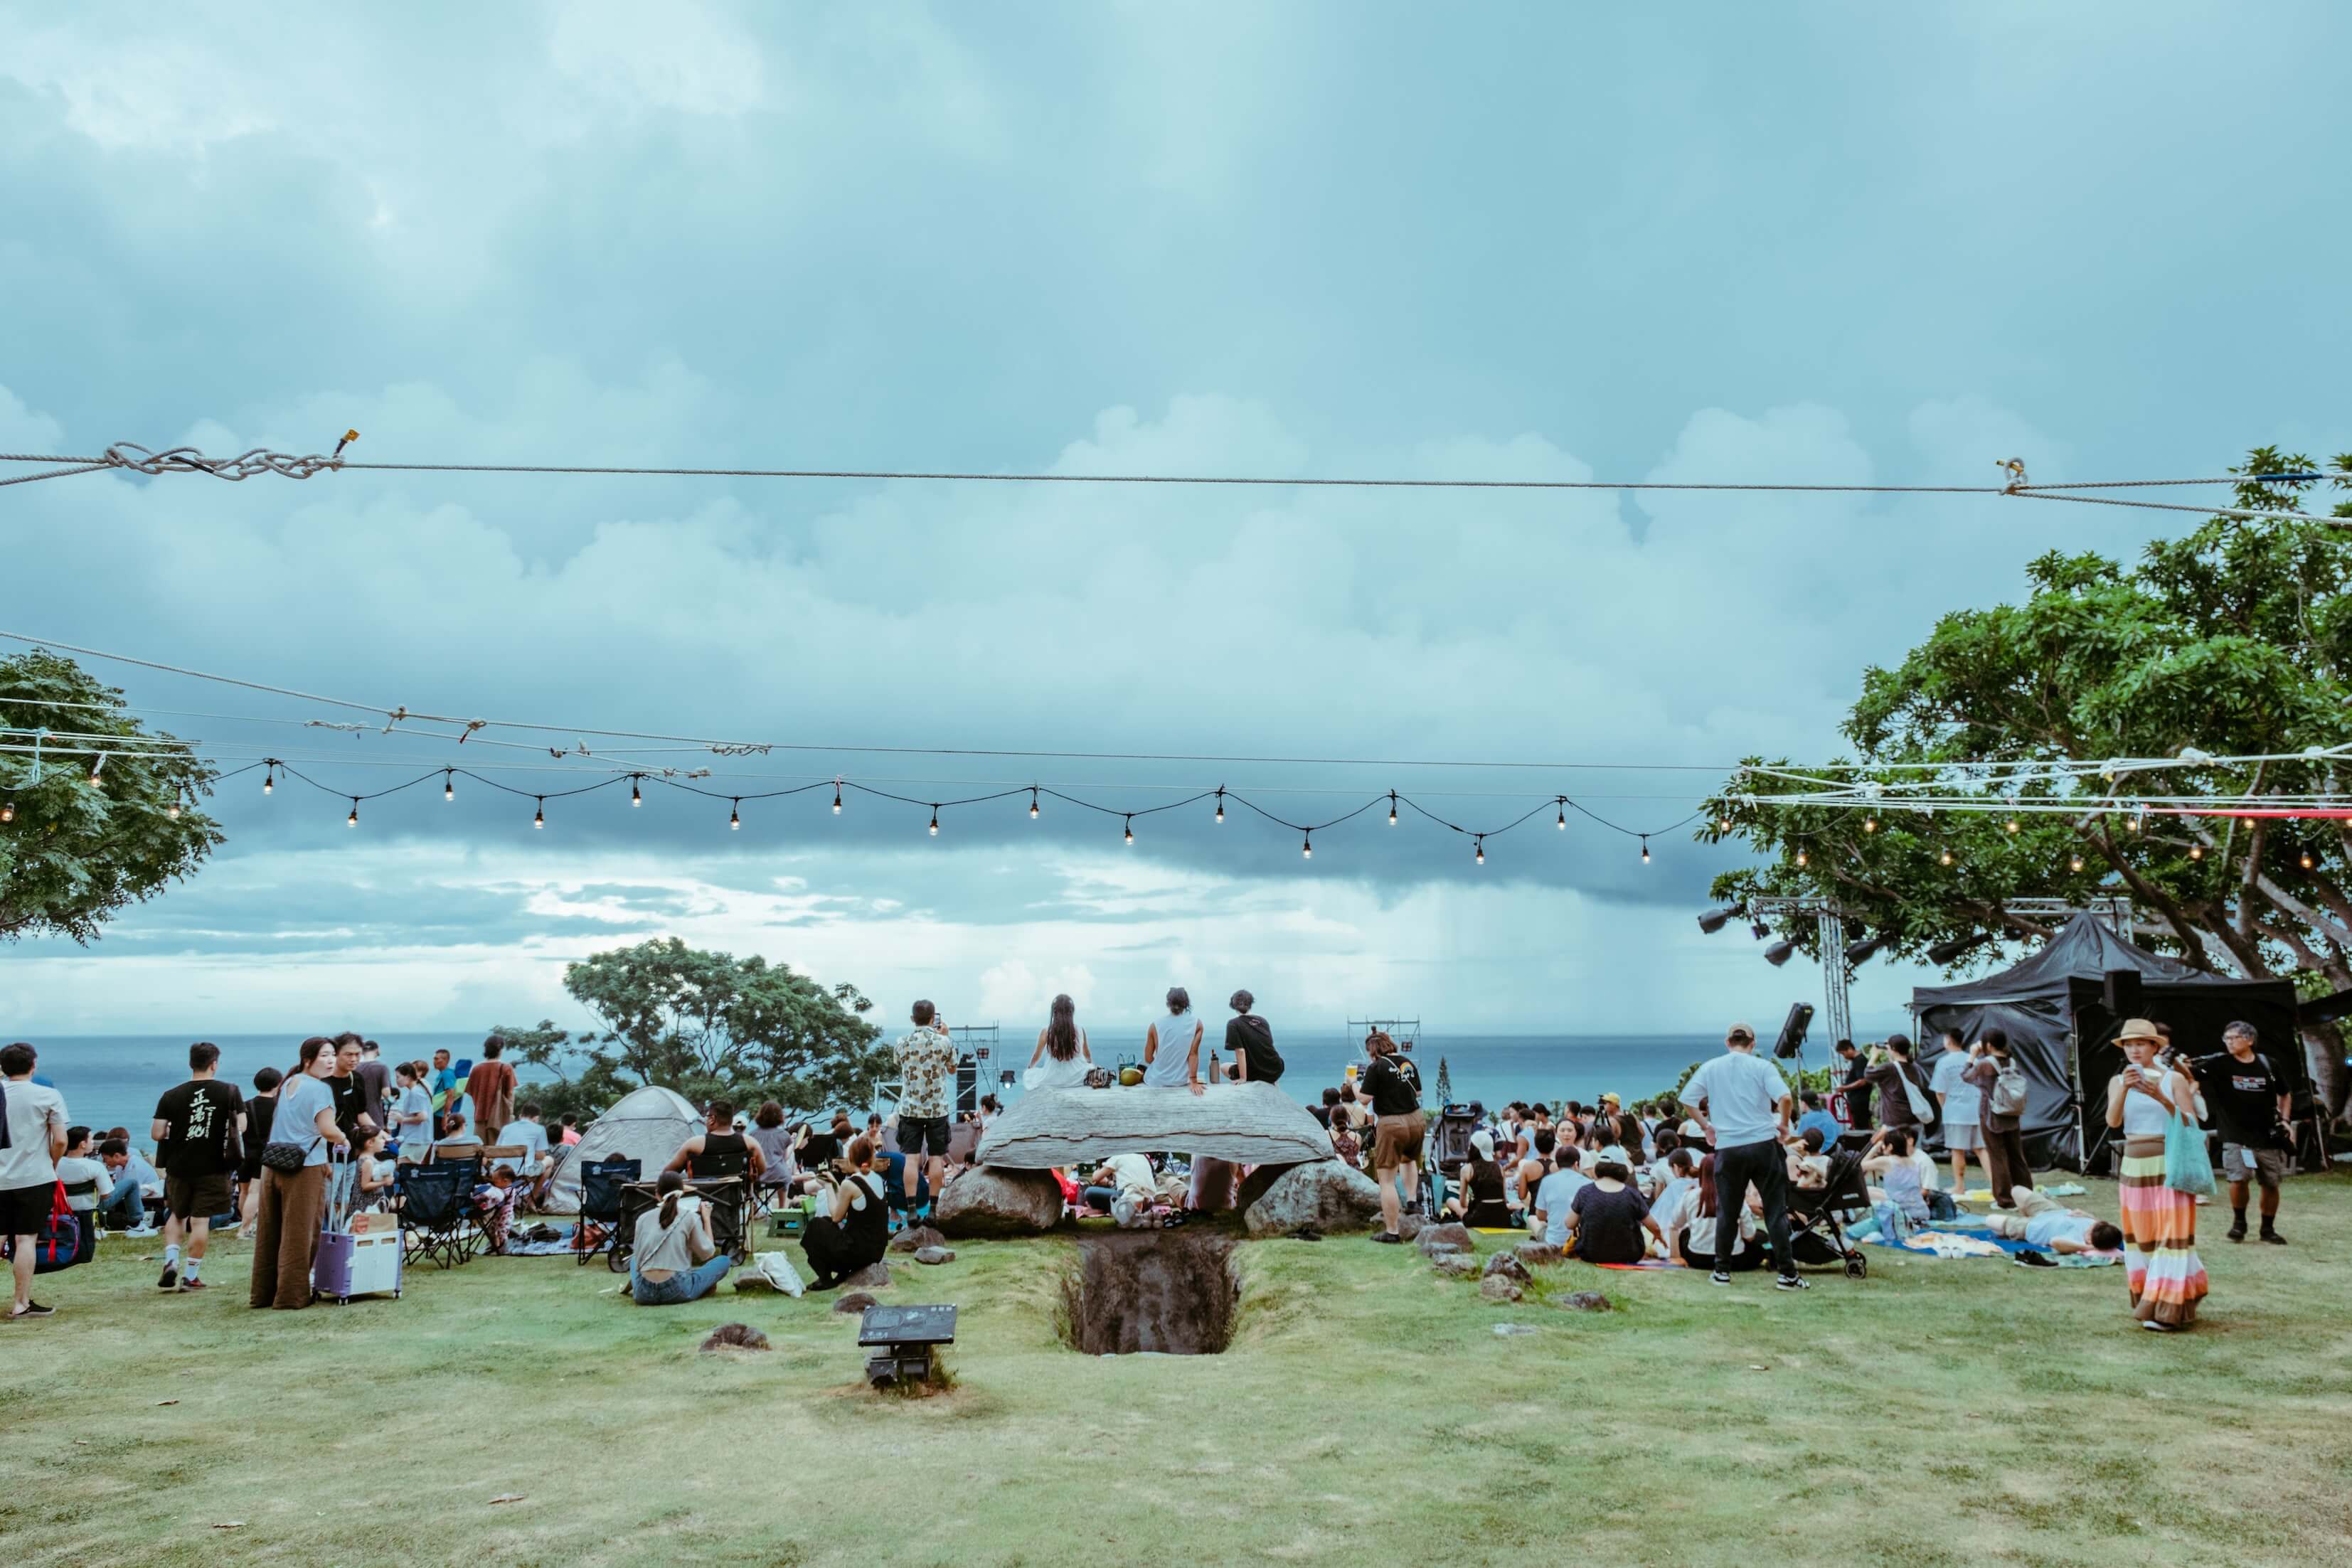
[2104, 1018, 2209, 1331]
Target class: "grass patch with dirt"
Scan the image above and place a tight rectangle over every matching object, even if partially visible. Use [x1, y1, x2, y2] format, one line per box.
[8, 1173, 2352, 1567]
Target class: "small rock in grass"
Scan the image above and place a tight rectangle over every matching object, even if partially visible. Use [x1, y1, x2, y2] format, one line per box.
[1479, 1276, 1525, 1303]
[913, 1246, 955, 1265]
[836, 1261, 892, 1290]
[1483, 1252, 1532, 1282]
[1557, 1290, 1613, 1313]
[1513, 1241, 1563, 1266]
[1416, 1222, 1474, 1256]
[1394, 1212, 1430, 1242]
[1432, 1254, 1481, 1279]
[699, 1322, 771, 1353]
[833, 1291, 880, 1315]
[888, 1225, 947, 1255]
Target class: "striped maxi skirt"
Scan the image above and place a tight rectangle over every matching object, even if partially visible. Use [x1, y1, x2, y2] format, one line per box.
[2118, 1135, 2208, 1327]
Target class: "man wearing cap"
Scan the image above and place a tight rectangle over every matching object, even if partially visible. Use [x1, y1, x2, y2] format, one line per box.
[1679, 1023, 1805, 1291]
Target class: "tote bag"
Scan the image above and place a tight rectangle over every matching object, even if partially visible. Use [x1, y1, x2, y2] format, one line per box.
[2162, 1109, 2217, 1197]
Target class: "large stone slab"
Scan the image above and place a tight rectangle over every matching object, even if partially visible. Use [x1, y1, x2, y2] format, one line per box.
[932, 1166, 1068, 1238]
[1243, 1160, 1383, 1237]
[974, 1082, 1334, 1169]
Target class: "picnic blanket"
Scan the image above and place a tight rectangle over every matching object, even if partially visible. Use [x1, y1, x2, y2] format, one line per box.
[1861, 1217, 2120, 1268]
[496, 1222, 579, 1257]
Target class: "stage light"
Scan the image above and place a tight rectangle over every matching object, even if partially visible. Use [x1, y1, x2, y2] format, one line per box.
[1764, 937, 1797, 967]
[1697, 902, 1747, 935]
[533, 799, 545, 829]
[1843, 932, 1890, 965]
[1927, 932, 1990, 966]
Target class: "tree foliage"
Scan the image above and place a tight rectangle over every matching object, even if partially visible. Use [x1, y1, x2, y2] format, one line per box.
[503, 938, 887, 1119]
[1, 649, 225, 943]
[1703, 450, 2352, 1120]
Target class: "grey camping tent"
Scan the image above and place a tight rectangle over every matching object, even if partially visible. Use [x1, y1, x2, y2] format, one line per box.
[1912, 912, 2303, 1172]
[540, 1084, 701, 1214]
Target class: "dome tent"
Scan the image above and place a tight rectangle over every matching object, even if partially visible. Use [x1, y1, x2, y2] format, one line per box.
[541, 1084, 701, 1214]
[1912, 912, 2302, 1172]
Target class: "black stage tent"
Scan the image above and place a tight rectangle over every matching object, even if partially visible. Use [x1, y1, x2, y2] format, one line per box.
[1912, 913, 2304, 1173]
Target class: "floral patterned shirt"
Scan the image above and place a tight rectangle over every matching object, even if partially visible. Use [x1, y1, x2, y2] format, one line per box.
[894, 1026, 959, 1119]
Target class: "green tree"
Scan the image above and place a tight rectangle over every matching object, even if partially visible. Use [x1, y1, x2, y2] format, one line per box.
[540, 937, 886, 1115]
[1, 649, 224, 943]
[1704, 450, 2352, 1124]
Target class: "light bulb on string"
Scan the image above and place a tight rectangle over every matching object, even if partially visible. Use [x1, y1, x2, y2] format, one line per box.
[2005, 817, 2021, 834]
[1639, 835, 1651, 865]
[2069, 851, 2085, 873]
[630, 779, 642, 808]
[1029, 789, 1039, 820]
[2188, 843, 2204, 861]
[1863, 816, 1877, 834]
[1, 800, 13, 823]
[444, 772, 454, 802]
[263, 767, 274, 795]
[1939, 848, 1954, 867]
[1388, 792, 1398, 826]
[533, 799, 545, 830]
[1124, 816, 1134, 846]
[832, 784, 842, 815]
[2299, 849, 2315, 870]
[1719, 814, 1733, 832]
[730, 800, 742, 831]
[1795, 844, 1809, 868]
[1557, 800, 1567, 831]
[166, 799, 181, 821]
[1302, 833, 1313, 860]
[87, 753, 106, 787]
[929, 808, 940, 837]
[346, 800, 358, 828]
[1474, 836, 1485, 865]
[1214, 789, 1225, 825]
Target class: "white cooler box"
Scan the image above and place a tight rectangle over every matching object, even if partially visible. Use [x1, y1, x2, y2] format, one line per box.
[314, 1218, 403, 1303]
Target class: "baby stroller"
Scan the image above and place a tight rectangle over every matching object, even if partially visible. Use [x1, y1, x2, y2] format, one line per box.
[1783, 1147, 1870, 1279]
[1413, 1105, 1484, 1217]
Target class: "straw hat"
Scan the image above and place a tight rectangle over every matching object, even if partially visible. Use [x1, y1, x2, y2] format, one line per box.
[2116, 1018, 2164, 1045]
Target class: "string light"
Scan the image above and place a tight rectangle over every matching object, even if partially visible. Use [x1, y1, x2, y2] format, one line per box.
[2069, 851, 2085, 873]
[1939, 847, 1954, 867]
[533, 798, 545, 829]
[1302, 833, 1313, 860]
[929, 807, 940, 836]
[1795, 844, 1809, 868]
[346, 800, 358, 827]
[1474, 835, 1485, 865]
[2188, 843, 2204, 860]
[1558, 800, 1567, 831]
[730, 799, 742, 831]
[631, 779, 642, 807]
[1639, 835, 1651, 864]
[832, 784, 842, 814]
[0, 799, 12, 823]
[1862, 816, 1877, 833]
[263, 767, 273, 794]
[87, 754, 105, 786]
[444, 771, 454, 801]
[2006, 817, 2021, 834]
[2297, 849, 2313, 870]
[1029, 788, 1039, 819]
[1719, 814, 1733, 831]
[1388, 791, 1398, 826]
[166, 799, 181, 820]
[1214, 789, 1225, 825]
[1124, 816, 1134, 846]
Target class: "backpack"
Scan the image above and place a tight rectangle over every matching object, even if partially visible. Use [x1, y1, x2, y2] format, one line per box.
[0, 1182, 78, 1274]
[1989, 1060, 2029, 1119]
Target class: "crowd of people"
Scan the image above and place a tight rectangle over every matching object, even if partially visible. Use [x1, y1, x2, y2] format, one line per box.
[1, 1001, 2311, 1331]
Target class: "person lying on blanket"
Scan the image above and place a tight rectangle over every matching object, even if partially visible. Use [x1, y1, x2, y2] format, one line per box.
[1977, 1188, 2123, 1255]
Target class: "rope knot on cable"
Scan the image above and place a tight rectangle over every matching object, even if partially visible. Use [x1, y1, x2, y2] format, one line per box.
[99, 442, 349, 483]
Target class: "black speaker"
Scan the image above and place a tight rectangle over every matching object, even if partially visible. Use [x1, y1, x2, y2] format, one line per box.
[1773, 1002, 1815, 1060]
[2103, 968, 2143, 1017]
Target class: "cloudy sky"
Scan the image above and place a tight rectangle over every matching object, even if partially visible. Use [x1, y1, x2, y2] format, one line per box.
[5, 4, 2346, 1042]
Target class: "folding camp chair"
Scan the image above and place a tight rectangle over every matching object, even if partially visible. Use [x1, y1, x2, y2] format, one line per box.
[397, 1162, 476, 1270]
[573, 1156, 640, 1267]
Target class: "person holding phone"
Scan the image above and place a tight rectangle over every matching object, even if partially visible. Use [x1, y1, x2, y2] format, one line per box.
[2105, 1019, 2208, 1331]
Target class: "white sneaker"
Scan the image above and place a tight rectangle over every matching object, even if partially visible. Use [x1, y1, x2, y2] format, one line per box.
[122, 1225, 159, 1237]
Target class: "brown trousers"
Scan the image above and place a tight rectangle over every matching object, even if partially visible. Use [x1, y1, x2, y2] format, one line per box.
[248, 1164, 326, 1309]
[1980, 1124, 2035, 1208]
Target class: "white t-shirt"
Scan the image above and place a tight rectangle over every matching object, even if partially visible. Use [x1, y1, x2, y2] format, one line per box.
[1681, 1052, 1792, 1148]
[1929, 1050, 1981, 1122]
[496, 1119, 550, 1172]
[2024, 1210, 2097, 1248]
[56, 1153, 115, 1210]
[1105, 1153, 1154, 1198]
[393, 1084, 435, 1149]
[0, 1079, 68, 1190]
[1533, 1168, 1590, 1247]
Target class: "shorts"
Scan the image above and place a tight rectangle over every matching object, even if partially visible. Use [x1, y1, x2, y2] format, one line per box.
[2222, 1143, 2287, 1187]
[0, 1182, 53, 1238]
[1371, 1110, 1427, 1170]
[898, 1115, 950, 1158]
[1942, 1120, 1984, 1152]
[166, 1171, 234, 1221]
[238, 1154, 265, 1182]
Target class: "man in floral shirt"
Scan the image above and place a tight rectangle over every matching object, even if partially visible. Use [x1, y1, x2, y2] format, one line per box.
[894, 1001, 959, 1217]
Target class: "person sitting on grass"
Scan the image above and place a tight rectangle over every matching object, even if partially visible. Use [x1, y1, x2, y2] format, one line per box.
[1444, 1132, 1515, 1228]
[1645, 1149, 1701, 1257]
[1528, 1139, 1590, 1250]
[1784, 1126, 1831, 1192]
[630, 1171, 732, 1305]
[800, 1138, 888, 1290]
[1516, 1128, 1553, 1215]
[95, 1138, 159, 1235]
[1863, 1126, 1931, 1230]
[1568, 1160, 1664, 1265]
[1978, 1189, 2124, 1255]
[1676, 1153, 1764, 1271]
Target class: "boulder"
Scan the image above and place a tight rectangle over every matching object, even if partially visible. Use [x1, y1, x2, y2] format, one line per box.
[1479, 1276, 1525, 1303]
[1243, 1161, 1384, 1237]
[888, 1225, 947, 1255]
[1482, 1252, 1532, 1283]
[1394, 1212, 1430, 1242]
[934, 1167, 1067, 1238]
[1514, 1241, 1564, 1266]
[1417, 1222, 1475, 1257]
[1233, 1162, 1299, 1215]
[913, 1247, 956, 1266]
[837, 1261, 892, 1291]
[1432, 1253, 1481, 1279]
[832, 1291, 879, 1315]
[1558, 1291, 1614, 1313]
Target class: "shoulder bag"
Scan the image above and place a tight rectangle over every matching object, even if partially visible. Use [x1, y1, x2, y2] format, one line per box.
[2161, 1106, 2217, 1197]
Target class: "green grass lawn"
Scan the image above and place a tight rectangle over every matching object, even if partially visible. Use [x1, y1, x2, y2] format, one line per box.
[9, 1173, 2352, 1567]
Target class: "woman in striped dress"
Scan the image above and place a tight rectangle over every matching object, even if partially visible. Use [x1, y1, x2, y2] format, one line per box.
[2104, 1020, 2209, 1331]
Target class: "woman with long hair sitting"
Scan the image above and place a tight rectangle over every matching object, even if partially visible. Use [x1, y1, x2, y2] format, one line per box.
[1025, 993, 1094, 1092]
[799, 1137, 889, 1291]
[1675, 1152, 1765, 1271]
[628, 1170, 732, 1306]
[1444, 1131, 1516, 1228]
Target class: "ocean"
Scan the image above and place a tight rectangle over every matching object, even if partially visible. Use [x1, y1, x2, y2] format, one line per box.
[11, 1030, 1720, 1139]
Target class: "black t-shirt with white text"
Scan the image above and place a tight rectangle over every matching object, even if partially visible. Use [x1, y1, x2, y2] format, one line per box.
[154, 1079, 245, 1178]
[2191, 1052, 2289, 1147]
[1362, 1055, 1422, 1117]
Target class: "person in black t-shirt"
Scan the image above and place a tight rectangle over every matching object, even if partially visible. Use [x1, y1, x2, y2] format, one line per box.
[1831, 1040, 1875, 1131]
[1361, 1032, 1425, 1244]
[1222, 990, 1285, 1085]
[149, 1042, 246, 1291]
[2189, 1020, 2294, 1244]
